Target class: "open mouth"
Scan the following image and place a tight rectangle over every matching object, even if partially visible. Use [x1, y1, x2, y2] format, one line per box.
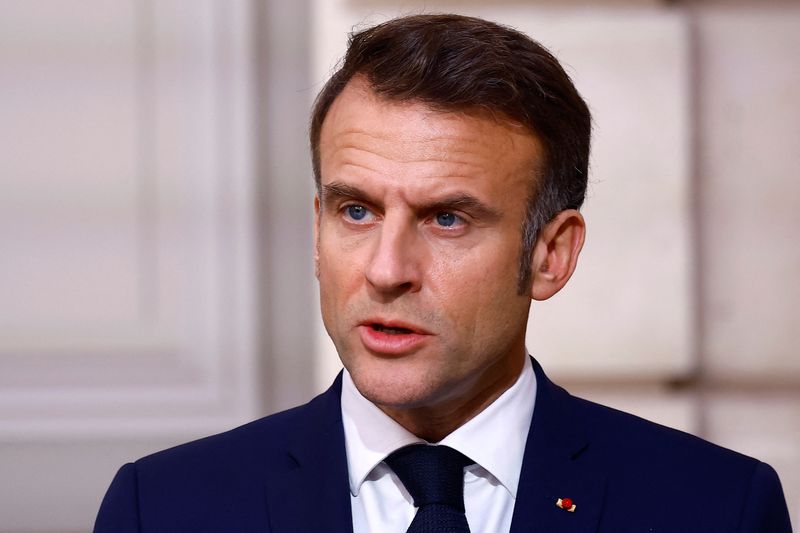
[359, 320, 430, 354]
[370, 324, 414, 335]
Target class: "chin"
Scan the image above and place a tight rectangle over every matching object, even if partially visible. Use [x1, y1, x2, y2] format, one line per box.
[348, 359, 443, 410]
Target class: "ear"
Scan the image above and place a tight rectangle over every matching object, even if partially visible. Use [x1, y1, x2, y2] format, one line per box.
[313, 195, 321, 279]
[529, 209, 585, 301]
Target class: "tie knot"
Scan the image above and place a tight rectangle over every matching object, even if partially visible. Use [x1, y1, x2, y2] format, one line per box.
[385, 444, 475, 512]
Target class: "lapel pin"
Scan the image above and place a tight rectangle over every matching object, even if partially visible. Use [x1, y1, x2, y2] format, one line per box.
[556, 497, 576, 512]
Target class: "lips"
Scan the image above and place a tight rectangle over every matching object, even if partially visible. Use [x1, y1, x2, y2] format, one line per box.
[371, 324, 413, 334]
[360, 318, 430, 334]
[357, 318, 432, 355]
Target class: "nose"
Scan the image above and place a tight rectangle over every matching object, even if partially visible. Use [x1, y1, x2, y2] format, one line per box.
[364, 217, 423, 297]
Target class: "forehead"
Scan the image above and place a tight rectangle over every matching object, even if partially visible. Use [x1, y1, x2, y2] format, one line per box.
[318, 77, 543, 186]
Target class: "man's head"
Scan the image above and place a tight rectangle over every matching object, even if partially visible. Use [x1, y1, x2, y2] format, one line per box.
[311, 14, 591, 292]
[311, 14, 590, 439]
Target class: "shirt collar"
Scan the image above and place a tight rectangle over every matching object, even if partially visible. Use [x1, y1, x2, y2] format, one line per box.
[341, 356, 536, 498]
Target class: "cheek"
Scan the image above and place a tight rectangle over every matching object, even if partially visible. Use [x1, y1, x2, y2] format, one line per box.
[428, 234, 521, 288]
[319, 220, 372, 268]
[427, 238, 525, 323]
[317, 239, 364, 309]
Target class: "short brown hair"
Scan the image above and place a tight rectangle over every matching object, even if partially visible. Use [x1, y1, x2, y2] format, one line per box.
[310, 14, 591, 292]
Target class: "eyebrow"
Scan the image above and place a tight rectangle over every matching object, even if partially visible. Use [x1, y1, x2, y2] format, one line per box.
[320, 181, 502, 222]
[321, 182, 374, 205]
[423, 193, 502, 223]
[319, 182, 380, 215]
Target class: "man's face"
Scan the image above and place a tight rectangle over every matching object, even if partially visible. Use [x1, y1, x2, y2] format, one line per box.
[315, 78, 541, 421]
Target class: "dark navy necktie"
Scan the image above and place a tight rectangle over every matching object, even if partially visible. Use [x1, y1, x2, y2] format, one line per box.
[384, 444, 475, 533]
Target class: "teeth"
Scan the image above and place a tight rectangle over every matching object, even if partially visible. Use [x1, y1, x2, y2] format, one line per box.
[371, 324, 412, 334]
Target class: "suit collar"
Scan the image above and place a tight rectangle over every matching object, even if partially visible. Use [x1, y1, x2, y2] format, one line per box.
[264, 374, 354, 533]
[264, 361, 606, 533]
[510, 358, 606, 533]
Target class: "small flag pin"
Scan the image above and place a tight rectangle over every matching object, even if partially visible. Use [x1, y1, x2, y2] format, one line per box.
[556, 497, 576, 512]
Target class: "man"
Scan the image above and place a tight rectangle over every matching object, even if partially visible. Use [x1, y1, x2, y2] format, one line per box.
[95, 14, 792, 532]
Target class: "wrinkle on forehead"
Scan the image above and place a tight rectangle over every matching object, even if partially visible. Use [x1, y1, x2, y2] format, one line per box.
[320, 76, 540, 162]
[329, 127, 526, 167]
[319, 76, 543, 190]
[329, 140, 510, 182]
[328, 145, 512, 190]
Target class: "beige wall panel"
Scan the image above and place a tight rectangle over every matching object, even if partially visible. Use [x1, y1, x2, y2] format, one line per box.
[312, 3, 692, 388]
[1, 2, 140, 327]
[515, 12, 692, 380]
[0, 1, 259, 530]
[568, 387, 699, 433]
[698, 8, 800, 379]
[706, 394, 800, 529]
[0, 0, 259, 433]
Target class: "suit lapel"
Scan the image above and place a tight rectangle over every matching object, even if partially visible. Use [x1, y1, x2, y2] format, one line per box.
[264, 375, 354, 533]
[263, 363, 605, 533]
[510, 359, 606, 533]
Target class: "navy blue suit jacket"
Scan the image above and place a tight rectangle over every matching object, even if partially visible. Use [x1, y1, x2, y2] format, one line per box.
[95, 360, 792, 532]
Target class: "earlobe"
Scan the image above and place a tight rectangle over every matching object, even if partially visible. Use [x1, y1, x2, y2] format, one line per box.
[529, 209, 585, 301]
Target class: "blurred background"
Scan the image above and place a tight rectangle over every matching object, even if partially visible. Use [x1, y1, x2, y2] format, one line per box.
[0, 0, 798, 530]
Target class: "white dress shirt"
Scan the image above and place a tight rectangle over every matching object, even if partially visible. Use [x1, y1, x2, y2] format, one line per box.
[341, 357, 537, 533]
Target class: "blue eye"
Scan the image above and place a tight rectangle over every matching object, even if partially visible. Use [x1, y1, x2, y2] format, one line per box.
[435, 212, 459, 227]
[346, 205, 368, 221]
